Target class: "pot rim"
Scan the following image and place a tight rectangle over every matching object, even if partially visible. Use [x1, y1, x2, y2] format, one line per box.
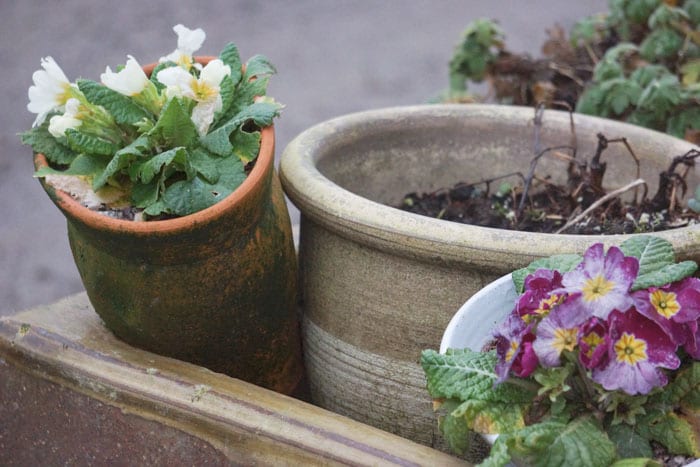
[280, 104, 700, 267]
[34, 56, 274, 235]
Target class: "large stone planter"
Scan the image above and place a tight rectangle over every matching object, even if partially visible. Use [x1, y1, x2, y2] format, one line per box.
[279, 104, 700, 446]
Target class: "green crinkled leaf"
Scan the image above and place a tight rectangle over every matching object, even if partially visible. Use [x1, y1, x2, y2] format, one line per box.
[420, 349, 533, 404]
[93, 150, 138, 191]
[632, 261, 698, 291]
[65, 129, 117, 156]
[34, 153, 108, 178]
[490, 416, 616, 467]
[610, 459, 661, 467]
[154, 155, 246, 217]
[188, 147, 221, 184]
[21, 124, 78, 166]
[231, 130, 262, 163]
[148, 97, 197, 148]
[130, 178, 159, 209]
[132, 147, 189, 184]
[512, 254, 582, 293]
[219, 42, 242, 84]
[77, 79, 151, 124]
[451, 398, 526, 435]
[243, 54, 277, 81]
[639, 28, 684, 61]
[645, 412, 699, 456]
[212, 77, 270, 130]
[438, 399, 472, 456]
[201, 101, 280, 156]
[607, 423, 653, 459]
[665, 362, 700, 410]
[619, 236, 675, 276]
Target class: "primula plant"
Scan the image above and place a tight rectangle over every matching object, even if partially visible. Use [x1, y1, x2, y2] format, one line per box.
[21, 24, 282, 220]
[422, 236, 700, 466]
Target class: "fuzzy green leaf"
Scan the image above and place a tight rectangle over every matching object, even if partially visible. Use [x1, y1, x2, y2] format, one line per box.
[188, 147, 221, 184]
[640, 28, 684, 61]
[421, 349, 533, 403]
[243, 54, 277, 81]
[607, 424, 653, 459]
[64, 129, 117, 156]
[148, 98, 197, 148]
[131, 179, 159, 209]
[632, 261, 698, 291]
[645, 412, 699, 456]
[512, 254, 582, 293]
[451, 398, 526, 435]
[201, 102, 280, 156]
[610, 459, 661, 467]
[219, 42, 242, 84]
[212, 77, 271, 130]
[231, 130, 262, 163]
[77, 79, 151, 124]
[490, 416, 616, 467]
[665, 362, 700, 410]
[155, 155, 246, 216]
[93, 140, 145, 190]
[619, 236, 675, 275]
[132, 147, 188, 184]
[34, 153, 107, 178]
[437, 399, 473, 456]
[21, 124, 78, 166]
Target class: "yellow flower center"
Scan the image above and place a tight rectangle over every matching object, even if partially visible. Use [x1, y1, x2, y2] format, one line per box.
[523, 294, 564, 323]
[177, 54, 195, 70]
[650, 290, 681, 319]
[614, 332, 647, 365]
[553, 327, 579, 353]
[581, 332, 604, 358]
[505, 341, 519, 363]
[190, 79, 218, 102]
[582, 275, 615, 302]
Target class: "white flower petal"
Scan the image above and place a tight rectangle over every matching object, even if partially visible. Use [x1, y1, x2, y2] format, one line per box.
[173, 24, 206, 55]
[200, 59, 231, 86]
[101, 55, 150, 96]
[156, 66, 195, 98]
[48, 113, 82, 137]
[27, 56, 72, 126]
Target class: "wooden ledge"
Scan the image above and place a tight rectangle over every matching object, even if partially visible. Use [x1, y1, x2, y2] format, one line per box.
[0, 293, 465, 466]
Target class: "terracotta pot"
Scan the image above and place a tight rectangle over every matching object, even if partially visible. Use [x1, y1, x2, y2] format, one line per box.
[34, 58, 304, 396]
[279, 104, 700, 445]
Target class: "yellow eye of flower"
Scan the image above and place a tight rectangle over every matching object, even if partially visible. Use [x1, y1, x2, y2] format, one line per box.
[581, 332, 604, 358]
[582, 275, 615, 302]
[553, 328, 579, 353]
[614, 332, 647, 365]
[190, 79, 218, 102]
[505, 341, 519, 363]
[649, 290, 681, 319]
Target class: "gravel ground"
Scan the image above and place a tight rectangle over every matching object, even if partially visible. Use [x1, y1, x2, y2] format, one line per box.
[0, 0, 608, 316]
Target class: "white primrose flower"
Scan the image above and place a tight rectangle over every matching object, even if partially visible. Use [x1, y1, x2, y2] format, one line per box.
[27, 56, 75, 126]
[101, 55, 150, 96]
[48, 98, 82, 137]
[159, 24, 206, 70]
[157, 59, 231, 135]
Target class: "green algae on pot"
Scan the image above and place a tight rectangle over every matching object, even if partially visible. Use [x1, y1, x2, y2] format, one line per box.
[278, 104, 700, 446]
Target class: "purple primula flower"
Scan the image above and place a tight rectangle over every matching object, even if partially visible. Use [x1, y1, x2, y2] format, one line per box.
[634, 277, 700, 358]
[578, 317, 610, 369]
[532, 297, 587, 367]
[493, 313, 538, 382]
[592, 308, 680, 395]
[560, 244, 639, 320]
[516, 269, 566, 323]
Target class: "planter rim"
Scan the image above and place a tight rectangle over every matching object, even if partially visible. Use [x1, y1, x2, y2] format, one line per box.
[34, 55, 274, 236]
[280, 104, 700, 266]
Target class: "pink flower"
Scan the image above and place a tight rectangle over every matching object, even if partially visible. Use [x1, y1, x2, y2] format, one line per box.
[634, 277, 700, 358]
[493, 314, 538, 382]
[592, 309, 680, 395]
[578, 317, 610, 369]
[532, 298, 587, 367]
[516, 269, 566, 323]
[560, 244, 639, 320]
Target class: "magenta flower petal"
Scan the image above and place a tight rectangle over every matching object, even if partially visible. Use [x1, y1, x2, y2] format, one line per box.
[493, 313, 537, 382]
[592, 309, 680, 395]
[578, 317, 610, 369]
[532, 299, 586, 367]
[561, 244, 638, 320]
[516, 269, 565, 323]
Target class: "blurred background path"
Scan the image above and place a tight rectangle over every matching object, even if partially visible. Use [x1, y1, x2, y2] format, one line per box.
[0, 0, 607, 316]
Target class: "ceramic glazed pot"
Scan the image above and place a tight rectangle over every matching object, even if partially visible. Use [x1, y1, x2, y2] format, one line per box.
[279, 104, 700, 445]
[34, 58, 304, 396]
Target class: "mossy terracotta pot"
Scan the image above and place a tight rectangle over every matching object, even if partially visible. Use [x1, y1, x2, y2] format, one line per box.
[279, 104, 700, 445]
[34, 59, 304, 396]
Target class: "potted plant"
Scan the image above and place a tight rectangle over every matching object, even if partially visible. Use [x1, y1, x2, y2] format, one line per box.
[442, 0, 700, 141]
[279, 103, 700, 445]
[21, 24, 305, 396]
[424, 235, 699, 465]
